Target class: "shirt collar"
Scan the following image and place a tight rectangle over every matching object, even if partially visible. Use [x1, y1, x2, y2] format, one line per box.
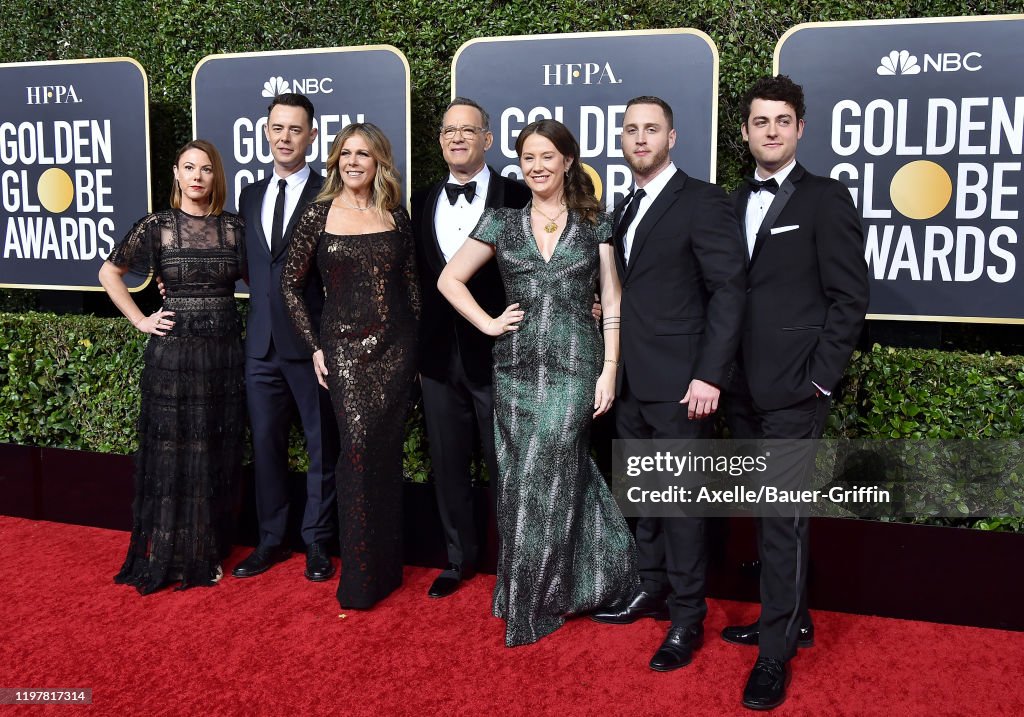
[754, 159, 796, 187]
[274, 164, 311, 189]
[634, 161, 676, 202]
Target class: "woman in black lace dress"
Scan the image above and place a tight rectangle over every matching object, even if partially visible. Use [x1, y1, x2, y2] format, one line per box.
[281, 123, 419, 609]
[99, 139, 246, 595]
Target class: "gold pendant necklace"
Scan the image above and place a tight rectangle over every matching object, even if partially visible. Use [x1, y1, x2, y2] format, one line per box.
[532, 203, 566, 233]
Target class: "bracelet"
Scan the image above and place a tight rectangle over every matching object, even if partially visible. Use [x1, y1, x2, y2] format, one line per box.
[604, 359, 619, 365]
[131, 315, 144, 327]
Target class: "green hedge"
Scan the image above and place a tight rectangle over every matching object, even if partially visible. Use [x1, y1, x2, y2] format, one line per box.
[3, 311, 1022, 530]
[2, 0, 1019, 200]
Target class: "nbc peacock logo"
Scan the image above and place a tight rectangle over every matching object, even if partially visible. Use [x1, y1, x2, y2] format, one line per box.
[876, 50, 921, 76]
[261, 76, 291, 98]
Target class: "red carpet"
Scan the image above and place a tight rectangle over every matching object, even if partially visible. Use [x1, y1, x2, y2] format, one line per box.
[1, 516, 1021, 716]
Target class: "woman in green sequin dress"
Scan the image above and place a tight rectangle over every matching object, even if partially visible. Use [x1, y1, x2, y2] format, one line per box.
[439, 119, 638, 646]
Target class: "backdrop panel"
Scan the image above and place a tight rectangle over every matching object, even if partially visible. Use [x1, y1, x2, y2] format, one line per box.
[453, 29, 718, 211]
[777, 15, 1024, 322]
[0, 58, 150, 291]
[193, 45, 411, 297]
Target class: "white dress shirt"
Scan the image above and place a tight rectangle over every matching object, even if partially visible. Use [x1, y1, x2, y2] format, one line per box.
[743, 159, 796, 258]
[434, 166, 491, 262]
[623, 161, 677, 264]
[261, 164, 311, 249]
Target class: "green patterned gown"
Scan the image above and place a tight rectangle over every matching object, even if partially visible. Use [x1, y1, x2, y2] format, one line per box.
[472, 205, 639, 647]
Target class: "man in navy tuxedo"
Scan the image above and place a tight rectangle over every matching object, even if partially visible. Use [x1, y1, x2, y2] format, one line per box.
[411, 98, 530, 598]
[232, 93, 339, 582]
[723, 75, 869, 710]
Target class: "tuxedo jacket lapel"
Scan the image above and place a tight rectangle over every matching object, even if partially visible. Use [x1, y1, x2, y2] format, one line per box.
[421, 182, 447, 275]
[611, 193, 629, 277]
[424, 166, 507, 275]
[735, 190, 752, 270]
[248, 177, 272, 259]
[749, 164, 803, 268]
[625, 169, 686, 278]
[484, 167, 506, 209]
[271, 173, 322, 261]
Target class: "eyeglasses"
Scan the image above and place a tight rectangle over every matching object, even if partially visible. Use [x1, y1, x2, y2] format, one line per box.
[440, 125, 487, 140]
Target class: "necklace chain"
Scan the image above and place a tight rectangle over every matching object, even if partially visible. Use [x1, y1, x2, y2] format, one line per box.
[532, 203, 566, 233]
[336, 194, 370, 212]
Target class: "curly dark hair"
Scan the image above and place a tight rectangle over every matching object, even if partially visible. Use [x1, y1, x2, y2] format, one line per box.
[514, 119, 600, 225]
[740, 75, 806, 124]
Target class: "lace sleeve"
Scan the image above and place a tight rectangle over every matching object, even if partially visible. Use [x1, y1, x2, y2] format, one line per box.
[107, 212, 160, 275]
[394, 206, 421, 321]
[469, 206, 505, 247]
[228, 213, 248, 285]
[281, 202, 327, 354]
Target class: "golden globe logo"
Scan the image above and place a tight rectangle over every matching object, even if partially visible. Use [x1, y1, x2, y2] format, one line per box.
[543, 63, 622, 86]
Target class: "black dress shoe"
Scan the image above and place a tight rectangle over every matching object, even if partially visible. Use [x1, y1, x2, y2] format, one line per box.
[231, 546, 290, 578]
[427, 563, 475, 599]
[649, 624, 704, 672]
[591, 590, 670, 624]
[304, 542, 335, 582]
[721, 621, 815, 648]
[742, 657, 790, 710]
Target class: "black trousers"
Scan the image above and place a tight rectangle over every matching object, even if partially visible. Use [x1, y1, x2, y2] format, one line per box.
[615, 370, 712, 629]
[420, 349, 498, 571]
[245, 341, 339, 547]
[726, 365, 829, 660]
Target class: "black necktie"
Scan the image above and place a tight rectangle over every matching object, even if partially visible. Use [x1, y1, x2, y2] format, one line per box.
[746, 176, 779, 194]
[614, 188, 646, 264]
[270, 178, 287, 255]
[444, 181, 477, 205]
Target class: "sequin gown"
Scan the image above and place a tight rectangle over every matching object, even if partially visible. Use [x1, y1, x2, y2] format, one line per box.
[281, 201, 420, 609]
[110, 209, 247, 595]
[471, 206, 639, 647]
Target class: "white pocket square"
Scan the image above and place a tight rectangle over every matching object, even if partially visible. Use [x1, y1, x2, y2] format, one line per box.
[770, 224, 800, 235]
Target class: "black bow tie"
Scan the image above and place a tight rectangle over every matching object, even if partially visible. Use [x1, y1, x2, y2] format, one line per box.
[445, 181, 477, 205]
[746, 176, 779, 194]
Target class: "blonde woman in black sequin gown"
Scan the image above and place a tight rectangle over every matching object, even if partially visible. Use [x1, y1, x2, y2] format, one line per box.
[281, 123, 420, 610]
[99, 140, 246, 594]
[439, 119, 639, 646]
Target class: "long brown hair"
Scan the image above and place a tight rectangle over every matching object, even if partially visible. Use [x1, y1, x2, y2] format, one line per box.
[170, 139, 226, 216]
[315, 123, 402, 213]
[515, 119, 600, 225]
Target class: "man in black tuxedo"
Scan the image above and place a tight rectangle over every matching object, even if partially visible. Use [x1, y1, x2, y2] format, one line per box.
[411, 97, 530, 598]
[723, 75, 869, 710]
[232, 93, 339, 582]
[592, 97, 747, 672]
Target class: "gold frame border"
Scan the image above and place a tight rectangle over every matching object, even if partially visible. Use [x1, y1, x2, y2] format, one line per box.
[452, 28, 720, 182]
[775, 13, 1024, 325]
[0, 56, 152, 292]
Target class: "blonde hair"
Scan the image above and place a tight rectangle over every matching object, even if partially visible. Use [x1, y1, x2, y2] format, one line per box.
[170, 139, 226, 216]
[316, 123, 401, 213]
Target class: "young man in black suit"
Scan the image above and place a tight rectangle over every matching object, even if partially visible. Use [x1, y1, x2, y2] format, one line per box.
[592, 97, 748, 672]
[724, 75, 869, 710]
[232, 93, 339, 582]
[411, 97, 530, 598]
